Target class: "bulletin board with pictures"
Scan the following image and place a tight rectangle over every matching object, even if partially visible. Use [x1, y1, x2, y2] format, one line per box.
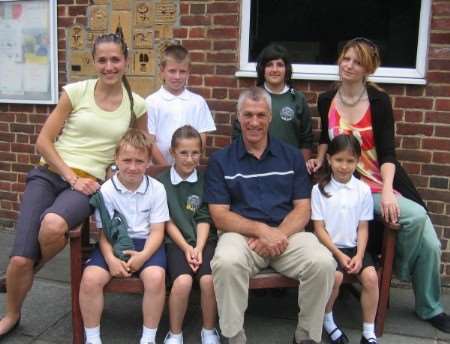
[0, 0, 58, 104]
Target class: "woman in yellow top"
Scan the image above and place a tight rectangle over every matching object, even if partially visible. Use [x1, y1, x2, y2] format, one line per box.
[0, 28, 148, 339]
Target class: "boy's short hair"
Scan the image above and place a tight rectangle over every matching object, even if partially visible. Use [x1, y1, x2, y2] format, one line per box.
[160, 44, 190, 68]
[115, 129, 153, 158]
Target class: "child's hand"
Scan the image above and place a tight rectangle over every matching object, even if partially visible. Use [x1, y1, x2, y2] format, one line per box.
[337, 253, 352, 273]
[347, 255, 363, 274]
[107, 256, 131, 278]
[123, 250, 146, 273]
[184, 245, 199, 272]
[193, 246, 203, 267]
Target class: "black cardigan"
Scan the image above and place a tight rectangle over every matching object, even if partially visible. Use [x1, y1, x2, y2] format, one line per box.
[317, 86, 427, 210]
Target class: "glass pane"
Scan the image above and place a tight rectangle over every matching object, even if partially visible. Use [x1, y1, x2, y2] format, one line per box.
[249, 0, 421, 68]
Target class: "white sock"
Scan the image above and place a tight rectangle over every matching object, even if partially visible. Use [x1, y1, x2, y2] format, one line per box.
[323, 312, 342, 340]
[140, 326, 157, 344]
[169, 330, 183, 339]
[362, 322, 376, 340]
[84, 326, 101, 344]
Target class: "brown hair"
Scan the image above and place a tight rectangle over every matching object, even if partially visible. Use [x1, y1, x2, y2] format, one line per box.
[160, 44, 190, 68]
[115, 129, 153, 158]
[338, 37, 381, 76]
[170, 125, 202, 150]
[92, 26, 136, 127]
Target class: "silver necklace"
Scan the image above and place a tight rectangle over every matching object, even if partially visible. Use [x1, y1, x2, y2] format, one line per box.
[338, 87, 366, 107]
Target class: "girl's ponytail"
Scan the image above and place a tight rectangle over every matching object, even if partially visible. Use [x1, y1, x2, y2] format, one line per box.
[114, 26, 136, 127]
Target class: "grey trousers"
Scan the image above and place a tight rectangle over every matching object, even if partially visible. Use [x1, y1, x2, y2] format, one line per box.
[211, 231, 336, 342]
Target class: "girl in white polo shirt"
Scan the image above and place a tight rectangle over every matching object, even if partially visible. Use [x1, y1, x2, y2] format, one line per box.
[311, 134, 378, 344]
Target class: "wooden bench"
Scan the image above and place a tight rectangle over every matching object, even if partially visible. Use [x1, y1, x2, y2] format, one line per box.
[69, 166, 400, 343]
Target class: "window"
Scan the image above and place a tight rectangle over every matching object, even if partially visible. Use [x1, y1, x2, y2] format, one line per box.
[237, 0, 431, 85]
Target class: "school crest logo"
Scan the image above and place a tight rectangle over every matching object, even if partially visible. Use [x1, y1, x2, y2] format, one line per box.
[280, 106, 295, 121]
[186, 194, 201, 213]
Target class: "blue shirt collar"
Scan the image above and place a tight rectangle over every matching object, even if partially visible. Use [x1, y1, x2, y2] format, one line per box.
[236, 135, 281, 160]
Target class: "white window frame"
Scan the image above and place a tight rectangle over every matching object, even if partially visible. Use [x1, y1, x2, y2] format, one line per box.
[236, 0, 431, 85]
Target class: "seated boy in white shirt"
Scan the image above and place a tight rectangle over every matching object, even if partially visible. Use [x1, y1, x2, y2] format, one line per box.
[79, 129, 170, 344]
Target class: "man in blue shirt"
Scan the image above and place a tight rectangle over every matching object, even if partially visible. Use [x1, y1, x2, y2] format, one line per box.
[204, 87, 336, 344]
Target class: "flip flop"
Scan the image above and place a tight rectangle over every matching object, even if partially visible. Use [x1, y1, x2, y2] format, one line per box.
[0, 316, 21, 340]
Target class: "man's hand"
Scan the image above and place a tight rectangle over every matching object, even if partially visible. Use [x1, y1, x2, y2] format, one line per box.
[247, 238, 271, 257]
[248, 225, 288, 257]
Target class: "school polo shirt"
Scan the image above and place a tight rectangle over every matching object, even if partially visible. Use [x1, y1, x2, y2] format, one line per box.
[95, 174, 170, 239]
[145, 86, 216, 164]
[311, 176, 374, 248]
[204, 136, 311, 227]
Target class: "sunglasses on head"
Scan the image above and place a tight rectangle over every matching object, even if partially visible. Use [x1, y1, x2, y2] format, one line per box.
[351, 37, 377, 49]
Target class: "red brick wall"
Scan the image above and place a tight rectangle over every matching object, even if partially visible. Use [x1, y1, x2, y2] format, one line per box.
[0, 0, 449, 283]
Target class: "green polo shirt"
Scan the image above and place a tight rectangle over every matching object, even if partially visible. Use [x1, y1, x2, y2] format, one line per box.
[269, 89, 313, 149]
[157, 169, 217, 246]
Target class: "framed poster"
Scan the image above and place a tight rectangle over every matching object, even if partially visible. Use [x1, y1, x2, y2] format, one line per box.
[0, 0, 58, 104]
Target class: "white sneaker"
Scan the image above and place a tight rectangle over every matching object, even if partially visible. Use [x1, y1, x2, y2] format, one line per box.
[201, 328, 221, 344]
[163, 332, 183, 344]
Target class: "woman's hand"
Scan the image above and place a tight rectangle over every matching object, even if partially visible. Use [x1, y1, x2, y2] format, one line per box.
[72, 177, 100, 196]
[306, 158, 324, 174]
[380, 188, 400, 223]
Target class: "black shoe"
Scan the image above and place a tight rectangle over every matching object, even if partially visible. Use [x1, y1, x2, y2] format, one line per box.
[360, 336, 377, 344]
[0, 277, 6, 293]
[325, 327, 349, 344]
[427, 312, 450, 333]
[0, 316, 21, 340]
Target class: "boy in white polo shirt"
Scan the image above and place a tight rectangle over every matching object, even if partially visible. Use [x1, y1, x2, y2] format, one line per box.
[79, 129, 169, 344]
[145, 44, 216, 165]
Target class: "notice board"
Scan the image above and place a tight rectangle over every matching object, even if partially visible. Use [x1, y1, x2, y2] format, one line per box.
[0, 0, 58, 104]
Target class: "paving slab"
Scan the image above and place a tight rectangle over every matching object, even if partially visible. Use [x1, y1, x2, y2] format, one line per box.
[0, 280, 70, 340]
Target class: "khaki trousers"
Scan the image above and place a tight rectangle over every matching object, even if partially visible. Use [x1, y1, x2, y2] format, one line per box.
[211, 231, 336, 342]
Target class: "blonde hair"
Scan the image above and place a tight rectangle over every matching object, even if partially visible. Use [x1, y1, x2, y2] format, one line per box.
[338, 37, 381, 75]
[160, 44, 190, 68]
[115, 129, 153, 158]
